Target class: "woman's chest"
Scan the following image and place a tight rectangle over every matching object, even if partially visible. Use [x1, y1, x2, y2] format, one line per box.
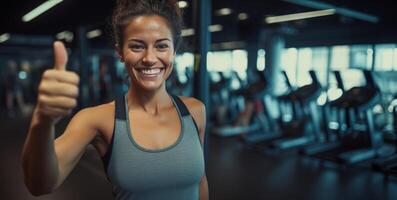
[128, 109, 181, 150]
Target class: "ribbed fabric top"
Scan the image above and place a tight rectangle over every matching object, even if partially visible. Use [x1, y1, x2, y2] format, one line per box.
[103, 94, 205, 200]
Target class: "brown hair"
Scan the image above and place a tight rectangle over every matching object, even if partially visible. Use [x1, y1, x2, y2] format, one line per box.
[112, 0, 183, 51]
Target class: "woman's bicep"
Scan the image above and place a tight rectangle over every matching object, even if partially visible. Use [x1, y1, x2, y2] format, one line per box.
[53, 108, 99, 185]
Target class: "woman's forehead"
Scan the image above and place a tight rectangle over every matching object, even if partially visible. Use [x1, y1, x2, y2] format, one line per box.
[123, 15, 173, 39]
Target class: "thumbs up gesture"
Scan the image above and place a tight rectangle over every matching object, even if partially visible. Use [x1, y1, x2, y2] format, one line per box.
[36, 41, 80, 122]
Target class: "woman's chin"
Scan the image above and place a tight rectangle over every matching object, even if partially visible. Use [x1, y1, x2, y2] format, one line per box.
[137, 80, 164, 91]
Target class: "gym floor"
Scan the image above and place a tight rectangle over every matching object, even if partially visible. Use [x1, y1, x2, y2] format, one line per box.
[1, 114, 396, 200]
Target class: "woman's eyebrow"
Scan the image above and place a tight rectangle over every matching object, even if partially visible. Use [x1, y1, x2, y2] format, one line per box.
[156, 38, 171, 43]
[127, 39, 145, 43]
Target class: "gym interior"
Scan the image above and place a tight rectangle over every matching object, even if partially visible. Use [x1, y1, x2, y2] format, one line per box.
[1, 0, 397, 199]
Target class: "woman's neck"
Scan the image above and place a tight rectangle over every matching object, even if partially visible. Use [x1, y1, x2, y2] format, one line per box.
[127, 84, 171, 115]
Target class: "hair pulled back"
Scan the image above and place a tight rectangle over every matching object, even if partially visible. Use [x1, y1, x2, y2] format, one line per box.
[112, 0, 183, 51]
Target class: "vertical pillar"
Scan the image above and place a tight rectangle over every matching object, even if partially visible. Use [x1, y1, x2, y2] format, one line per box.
[77, 26, 90, 107]
[90, 55, 99, 103]
[246, 39, 259, 82]
[263, 34, 285, 95]
[192, 0, 211, 160]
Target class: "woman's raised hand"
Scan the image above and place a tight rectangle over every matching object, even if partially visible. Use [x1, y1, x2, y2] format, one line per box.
[36, 41, 80, 123]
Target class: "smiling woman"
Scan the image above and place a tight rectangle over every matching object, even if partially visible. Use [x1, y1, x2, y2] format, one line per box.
[117, 15, 175, 91]
[21, 0, 208, 200]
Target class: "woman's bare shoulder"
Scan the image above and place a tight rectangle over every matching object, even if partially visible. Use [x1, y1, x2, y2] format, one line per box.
[77, 101, 115, 119]
[84, 101, 115, 113]
[178, 96, 206, 129]
[72, 101, 115, 131]
[178, 96, 205, 112]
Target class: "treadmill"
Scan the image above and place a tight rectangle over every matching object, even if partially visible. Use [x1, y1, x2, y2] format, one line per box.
[300, 70, 347, 155]
[247, 71, 323, 151]
[372, 98, 397, 176]
[310, 70, 394, 165]
[269, 71, 324, 150]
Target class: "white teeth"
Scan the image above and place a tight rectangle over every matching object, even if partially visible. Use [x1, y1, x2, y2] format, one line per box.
[141, 68, 161, 75]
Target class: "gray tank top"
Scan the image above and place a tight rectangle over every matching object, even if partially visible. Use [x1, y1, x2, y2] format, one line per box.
[102, 94, 205, 200]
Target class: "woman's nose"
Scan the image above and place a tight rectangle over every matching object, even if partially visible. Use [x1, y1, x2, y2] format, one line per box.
[142, 47, 157, 66]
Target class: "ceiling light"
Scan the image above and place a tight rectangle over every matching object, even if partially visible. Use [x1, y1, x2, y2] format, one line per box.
[22, 0, 63, 22]
[209, 24, 223, 32]
[283, 0, 378, 23]
[181, 28, 195, 37]
[86, 29, 102, 39]
[238, 13, 248, 20]
[0, 33, 10, 43]
[178, 1, 188, 8]
[265, 9, 335, 24]
[56, 31, 74, 42]
[216, 8, 232, 16]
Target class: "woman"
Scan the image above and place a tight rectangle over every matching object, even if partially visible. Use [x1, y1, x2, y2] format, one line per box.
[21, 0, 208, 199]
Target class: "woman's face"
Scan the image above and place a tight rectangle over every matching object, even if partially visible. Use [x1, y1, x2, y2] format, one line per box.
[118, 15, 175, 91]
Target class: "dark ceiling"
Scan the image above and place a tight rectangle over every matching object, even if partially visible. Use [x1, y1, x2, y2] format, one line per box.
[0, 0, 396, 49]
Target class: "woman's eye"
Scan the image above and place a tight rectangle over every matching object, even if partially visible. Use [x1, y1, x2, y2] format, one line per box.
[129, 45, 144, 51]
[156, 44, 169, 49]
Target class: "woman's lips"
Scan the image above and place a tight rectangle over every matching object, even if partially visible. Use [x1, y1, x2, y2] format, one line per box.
[137, 68, 165, 79]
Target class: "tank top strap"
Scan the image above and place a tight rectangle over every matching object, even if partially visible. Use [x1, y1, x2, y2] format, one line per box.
[116, 94, 127, 120]
[170, 95, 200, 137]
[170, 95, 190, 117]
[102, 94, 125, 171]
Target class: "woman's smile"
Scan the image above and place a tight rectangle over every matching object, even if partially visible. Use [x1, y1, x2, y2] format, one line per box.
[136, 67, 165, 80]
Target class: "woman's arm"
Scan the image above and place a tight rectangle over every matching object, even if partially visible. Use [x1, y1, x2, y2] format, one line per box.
[22, 112, 61, 196]
[197, 103, 209, 200]
[182, 97, 209, 200]
[199, 173, 209, 200]
[22, 108, 99, 196]
[21, 41, 99, 196]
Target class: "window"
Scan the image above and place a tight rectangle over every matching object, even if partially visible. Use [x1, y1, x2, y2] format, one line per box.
[330, 45, 349, 70]
[375, 44, 395, 71]
[281, 48, 298, 85]
[175, 52, 194, 82]
[232, 49, 248, 80]
[394, 48, 397, 70]
[311, 47, 329, 86]
[350, 45, 373, 69]
[296, 48, 312, 86]
[207, 51, 232, 72]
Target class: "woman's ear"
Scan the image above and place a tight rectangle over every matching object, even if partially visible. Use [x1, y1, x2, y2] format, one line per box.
[115, 44, 124, 62]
